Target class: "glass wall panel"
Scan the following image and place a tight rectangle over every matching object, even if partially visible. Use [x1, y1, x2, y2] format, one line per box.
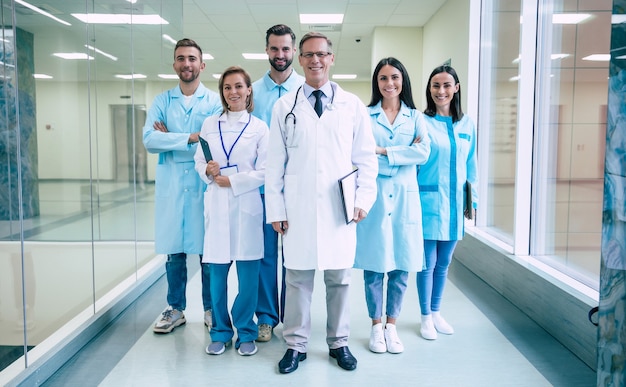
[478, 0, 521, 244]
[1, 0, 180, 374]
[532, 0, 611, 289]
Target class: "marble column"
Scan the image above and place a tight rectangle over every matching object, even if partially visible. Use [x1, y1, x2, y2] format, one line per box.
[0, 27, 39, 220]
[597, 1, 626, 384]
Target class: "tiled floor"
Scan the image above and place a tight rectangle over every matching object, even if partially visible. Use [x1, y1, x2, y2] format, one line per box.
[42, 258, 596, 387]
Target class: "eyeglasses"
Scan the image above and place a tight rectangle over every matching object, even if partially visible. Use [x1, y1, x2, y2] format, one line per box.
[300, 51, 332, 59]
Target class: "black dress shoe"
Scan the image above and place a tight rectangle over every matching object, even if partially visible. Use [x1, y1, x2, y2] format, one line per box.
[278, 349, 307, 374]
[329, 346, 357, 371]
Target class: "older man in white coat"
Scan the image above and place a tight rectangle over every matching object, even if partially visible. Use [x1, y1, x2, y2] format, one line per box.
[265, 31, 378, 374]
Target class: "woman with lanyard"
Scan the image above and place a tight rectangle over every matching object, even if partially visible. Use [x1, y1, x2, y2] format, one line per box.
[194, 66, 269, 356]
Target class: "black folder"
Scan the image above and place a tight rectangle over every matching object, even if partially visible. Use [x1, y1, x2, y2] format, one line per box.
[198, 136, 213, 162]
[338, 168, 358, 225]
[464, 180, 473, 220]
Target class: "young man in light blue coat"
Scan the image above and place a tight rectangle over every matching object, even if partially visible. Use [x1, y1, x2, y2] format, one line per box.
[251, 24, 304, 342]
[143, 38, 222, 334]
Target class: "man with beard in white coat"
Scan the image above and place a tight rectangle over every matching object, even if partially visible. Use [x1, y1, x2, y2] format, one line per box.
[265, 31, 378, 374]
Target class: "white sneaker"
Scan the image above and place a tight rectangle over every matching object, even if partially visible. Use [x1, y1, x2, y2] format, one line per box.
[204, 310, 213, 332]
[420, 314, 437, 340]
[384, 323, 404, 354]
[153, 306, 186, 334]
[368, 323, 386, 353]
[432, 311, 454, 334]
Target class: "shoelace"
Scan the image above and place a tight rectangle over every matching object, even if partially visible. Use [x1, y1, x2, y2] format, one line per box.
[161, 309, 174, 320]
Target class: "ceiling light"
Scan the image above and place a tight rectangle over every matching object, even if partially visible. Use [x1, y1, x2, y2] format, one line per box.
[158, 74, 179, 79]
[300, 14, 344, 24]
[552, 13, 591, 24]
[71, 13, 168, 25]
[115, 74, 147, 79]
[126, 0, 138, 3]
[0, 61, 15, 68]
[203, 54, 214, 60]
[53, 53, 94, 60]
[212, 74, 221, 79]
[582, 54, 610, 61]
[551, 53, 569, 60]
[242, 53, 268, 60]
[15, 0, 71, 26]
[162, 34, 177, 45]
[332, 74, 357, 80]
[617, 55, 626, 60]
[85, 45, 118, 61]
[509, 75, 520, 82]
[33, 74, 53, 79]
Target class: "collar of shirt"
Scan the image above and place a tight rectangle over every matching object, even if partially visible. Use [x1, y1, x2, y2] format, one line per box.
[303, 82, 332, 109]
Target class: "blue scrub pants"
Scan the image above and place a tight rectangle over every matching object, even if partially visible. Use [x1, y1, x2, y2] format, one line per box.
[256, 194, 283, 327]
[416, 240, 457, 314]
[210, 260, 260, 348]
[364, 270, 408, 320]
[166, 253, 212, 312]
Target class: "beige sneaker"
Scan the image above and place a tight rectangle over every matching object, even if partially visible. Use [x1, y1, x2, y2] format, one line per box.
[153, 306, 186, 333]
[257, 323, 273, 342]
[204, 310, 213, 332]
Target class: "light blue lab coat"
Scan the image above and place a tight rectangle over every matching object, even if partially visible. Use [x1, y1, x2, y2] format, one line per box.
[354, 102, 431, 273]
[418, 114, 478, 241]
[142, 83, 222, 254]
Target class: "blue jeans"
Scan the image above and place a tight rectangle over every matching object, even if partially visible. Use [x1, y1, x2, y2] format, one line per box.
[256, 194, 282, 327]
[364, 270, 408, 320]
[166, 253, 212, 312]
[417, 240, 457, 315]
[210, 260, 260, 348]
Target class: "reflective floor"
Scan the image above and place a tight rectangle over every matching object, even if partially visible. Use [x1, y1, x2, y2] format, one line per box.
[42, 258, 595, 387]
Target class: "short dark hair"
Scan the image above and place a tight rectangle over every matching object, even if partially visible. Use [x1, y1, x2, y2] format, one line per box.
[299, 31, 333, 53]
[368, 57, 416, 109]
[218, 66, 254, 113]
[424, 65, 464, 122]
[174, 38, 203, 60]
[265, 24, 296, 47]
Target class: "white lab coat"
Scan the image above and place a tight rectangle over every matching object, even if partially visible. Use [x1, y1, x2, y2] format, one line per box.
[265, 83, 378, 270]
[194, 112, 268, 263]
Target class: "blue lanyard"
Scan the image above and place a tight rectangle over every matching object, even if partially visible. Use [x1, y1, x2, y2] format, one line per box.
[218, 113, 251, 166]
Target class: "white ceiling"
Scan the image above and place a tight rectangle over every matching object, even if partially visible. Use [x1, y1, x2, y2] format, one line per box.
[8, 0, 447, 82]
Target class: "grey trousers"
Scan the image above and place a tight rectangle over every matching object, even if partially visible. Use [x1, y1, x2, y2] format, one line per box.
[282, 268, 351, 352]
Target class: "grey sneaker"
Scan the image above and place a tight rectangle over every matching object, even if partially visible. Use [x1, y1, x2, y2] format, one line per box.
[237, 341, 258, 356]
[206, 340, 231, 355]
[257, 323, 272, 342]
[153, 306, 186, 333]
[204, 310, 213, 332]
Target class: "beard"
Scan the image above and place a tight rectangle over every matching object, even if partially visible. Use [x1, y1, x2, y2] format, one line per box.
[269, 57, 292, 72]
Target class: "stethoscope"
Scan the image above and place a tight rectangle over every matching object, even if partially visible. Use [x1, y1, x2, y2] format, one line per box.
[284, 84, 336, 147]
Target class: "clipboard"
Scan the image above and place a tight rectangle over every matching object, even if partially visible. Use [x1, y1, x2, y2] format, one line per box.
[198, 136, 213, 162]
[464, 180, 473, 220]
[338, 168, 358, 225]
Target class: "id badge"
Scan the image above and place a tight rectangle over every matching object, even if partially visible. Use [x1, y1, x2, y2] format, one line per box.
[220, 165, 238, 176]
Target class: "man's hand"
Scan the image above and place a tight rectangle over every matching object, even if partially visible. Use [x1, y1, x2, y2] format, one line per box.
[272, 221, 288, 235]
[153, 121, 168, 132]
[353, 207, 367, 223]
[188, 132, 200, 143]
